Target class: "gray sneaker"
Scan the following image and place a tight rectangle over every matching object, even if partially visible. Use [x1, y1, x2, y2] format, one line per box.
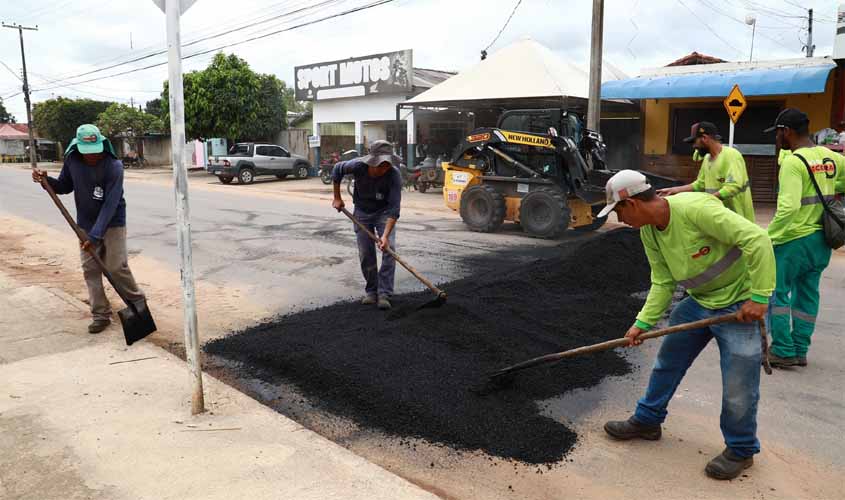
[361, 295, 377, 305]
[377, 296, 391, 310]
[88, 319, 110, 334]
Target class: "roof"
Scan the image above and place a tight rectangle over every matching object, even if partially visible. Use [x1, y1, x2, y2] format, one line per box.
[0, 123, 30, 140]
[407, 39, 596, 106]
[666, 52, 726, 66]
[412, 67, 455, 89]
[601, 57, 837, 99]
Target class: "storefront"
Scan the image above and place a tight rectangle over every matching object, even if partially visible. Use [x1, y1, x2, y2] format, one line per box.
[294, 50, 454, 166]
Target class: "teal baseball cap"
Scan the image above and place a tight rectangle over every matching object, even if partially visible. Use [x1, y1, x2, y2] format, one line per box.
[68, 124, 105, 154]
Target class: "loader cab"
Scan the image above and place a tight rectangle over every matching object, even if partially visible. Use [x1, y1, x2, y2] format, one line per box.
[497, 109, 582, 144]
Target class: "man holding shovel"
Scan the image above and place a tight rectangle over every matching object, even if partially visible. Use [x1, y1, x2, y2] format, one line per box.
[32, 124, 146, 334]
[331, 140, 402, 310]
[598, 170, 775, 480]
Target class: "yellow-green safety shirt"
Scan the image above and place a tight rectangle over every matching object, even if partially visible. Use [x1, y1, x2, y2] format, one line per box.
[768, 146, 845, 246]
[691, 146, 756, 222]
[635, 193, 776, 330]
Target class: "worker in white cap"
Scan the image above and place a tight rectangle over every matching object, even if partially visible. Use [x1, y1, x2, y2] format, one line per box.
[598, 170, 775, 480]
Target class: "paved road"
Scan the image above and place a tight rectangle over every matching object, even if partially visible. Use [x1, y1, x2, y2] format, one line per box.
[0, 167, 569, 314]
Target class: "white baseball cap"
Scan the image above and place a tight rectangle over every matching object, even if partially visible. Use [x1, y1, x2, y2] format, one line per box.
[596, 170, 653, 218]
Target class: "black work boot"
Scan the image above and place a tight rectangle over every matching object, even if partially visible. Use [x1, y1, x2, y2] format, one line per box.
[88, 319, 110, 334]
[604, 417, 662, 441]
[705, 448, 753, 480]
[767, 353, 797, 368]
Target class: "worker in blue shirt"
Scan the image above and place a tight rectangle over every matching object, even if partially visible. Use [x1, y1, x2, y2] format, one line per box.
[332, 140, 403, 310]
[32, 124, 146, 334]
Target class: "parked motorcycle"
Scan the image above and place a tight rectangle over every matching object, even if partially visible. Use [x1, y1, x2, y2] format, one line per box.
[414, 155, 445, 193]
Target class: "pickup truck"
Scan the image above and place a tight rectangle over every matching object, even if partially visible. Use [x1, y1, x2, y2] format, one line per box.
[207, 143, 311, 185]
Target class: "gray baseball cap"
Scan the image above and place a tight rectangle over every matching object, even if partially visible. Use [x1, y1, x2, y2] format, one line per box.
[360, 140, 402, 167]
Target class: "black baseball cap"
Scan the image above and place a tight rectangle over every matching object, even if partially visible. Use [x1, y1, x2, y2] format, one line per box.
[764, 108, 809, 133]
[683, 121, 721, 143]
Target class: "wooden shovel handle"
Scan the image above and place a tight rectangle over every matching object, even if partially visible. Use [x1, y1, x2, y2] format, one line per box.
[340, 207, 445, 298]
[492, 313, 741, 378]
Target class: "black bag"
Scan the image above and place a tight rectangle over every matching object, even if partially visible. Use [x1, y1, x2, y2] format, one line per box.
[793, 153, 845, 249]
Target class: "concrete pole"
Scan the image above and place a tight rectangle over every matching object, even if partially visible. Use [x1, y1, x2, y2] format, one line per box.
[312, 121, 321, 166]
[807, 9, 815, 57]
[3, 23, 38, 167]
[406, 110, 416, 167]
[586, 0, 604, 132]
[165, 0, 204, 415]
[354, 120, 363, 154]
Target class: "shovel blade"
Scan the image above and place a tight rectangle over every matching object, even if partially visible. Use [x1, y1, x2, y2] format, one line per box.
[118, 299, 157, 345]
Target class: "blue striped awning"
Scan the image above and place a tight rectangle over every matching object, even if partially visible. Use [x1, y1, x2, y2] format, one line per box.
[601, 64, 836, 100]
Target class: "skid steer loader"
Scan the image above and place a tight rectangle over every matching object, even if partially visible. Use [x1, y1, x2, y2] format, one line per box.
[442, 108, 619, 238]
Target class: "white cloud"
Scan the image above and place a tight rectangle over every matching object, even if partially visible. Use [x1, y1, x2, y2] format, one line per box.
[0, 0, 838, 124]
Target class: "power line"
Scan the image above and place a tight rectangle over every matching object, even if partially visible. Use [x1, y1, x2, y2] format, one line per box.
[700, 0, 797, 52]
[31, 0, 396, 92]
[483, 0, 524, 53]
[675, 0, 744, 56]
[0, 60, 23, 82]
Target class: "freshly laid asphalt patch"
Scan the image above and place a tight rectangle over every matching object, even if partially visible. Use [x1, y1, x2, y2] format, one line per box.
[205, 229, 650, 464]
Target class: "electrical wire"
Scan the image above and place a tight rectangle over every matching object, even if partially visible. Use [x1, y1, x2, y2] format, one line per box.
[701, 0, 797, 52]
[483, 0, 523, 52]
[0, 61, 23, 82]
[31, 0, 396, 92]
[675, 0, 744, 56]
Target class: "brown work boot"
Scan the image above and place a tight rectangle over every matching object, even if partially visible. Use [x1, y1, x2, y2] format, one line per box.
[705, 448, 753, 480]
[767, 353, 798, 368]
[361, 295, 377, 305]
[604, 417, 662, 441]
[377, 296, 392, 310]
[88, 319, 110, 334]
[795, 356, 808, 367]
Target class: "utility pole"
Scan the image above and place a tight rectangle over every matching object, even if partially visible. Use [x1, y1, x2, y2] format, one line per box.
[152, 0, 204, 415]
[806, 8, 815, 57]
[2, 23, 38, 168]
[586, 0, 604, 133]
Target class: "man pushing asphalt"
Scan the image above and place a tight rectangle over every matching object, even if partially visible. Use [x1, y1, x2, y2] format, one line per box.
[331, 140, 403, 310]
[598, 170, 775, 480]
[32, 124, 146, 334]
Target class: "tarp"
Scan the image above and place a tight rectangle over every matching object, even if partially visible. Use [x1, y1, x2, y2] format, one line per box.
[601, 62, 836, 99]
[406, 39, 622, 106]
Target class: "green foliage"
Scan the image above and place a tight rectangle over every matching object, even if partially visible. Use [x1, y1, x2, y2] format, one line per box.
[161, 53, 287, 141]
[32, 97, 112, 143]
[0, 98, 14, 123]
[144, 97, 163, 118]
[96, 103, 162, 145]
[282, 86, 311, 114]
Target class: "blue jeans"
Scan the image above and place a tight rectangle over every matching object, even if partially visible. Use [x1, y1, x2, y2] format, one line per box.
[633, 297, 762, 458]
[354, 208, 396, 298]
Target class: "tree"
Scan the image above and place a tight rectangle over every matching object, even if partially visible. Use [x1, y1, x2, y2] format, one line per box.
[282, 86, 311, 114]
[96, 103, 162, 150]
[161, 53, 287, 141]
[0, 98, 14, 123]
[32, 97, 112, 144]
[144, 98, 163, 118]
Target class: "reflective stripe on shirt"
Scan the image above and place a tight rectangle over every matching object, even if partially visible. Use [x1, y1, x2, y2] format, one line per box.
[678, 246, 743, 289]
[799, 194, 835, 206]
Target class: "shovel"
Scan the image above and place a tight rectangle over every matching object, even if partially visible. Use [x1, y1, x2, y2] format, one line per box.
[482, 312, 771, 392]
[38, 176, 157, 345]
[340, 207, 447, 308]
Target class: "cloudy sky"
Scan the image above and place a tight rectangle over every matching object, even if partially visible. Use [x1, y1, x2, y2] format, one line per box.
[0, 0, 839, 122]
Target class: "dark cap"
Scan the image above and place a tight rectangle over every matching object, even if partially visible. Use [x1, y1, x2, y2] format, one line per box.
[764, 108, 809, 133]
[360, 140, 402, 167]
[683, 121, 721, 143]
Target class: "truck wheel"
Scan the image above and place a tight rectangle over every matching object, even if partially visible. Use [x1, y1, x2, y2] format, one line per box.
[219, 176, 233, 184]
[459, 184, 505, 233]
[520, 187, 570, 238]
[295, 164, 309, 179]
[238, 168, 255, 185]
[573, 205, 608, 232]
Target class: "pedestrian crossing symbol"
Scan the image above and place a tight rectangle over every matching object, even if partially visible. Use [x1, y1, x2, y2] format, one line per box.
[723, 84, 747, 124]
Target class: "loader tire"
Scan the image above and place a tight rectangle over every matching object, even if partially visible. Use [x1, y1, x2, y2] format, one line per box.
[460, 184, 505, 233]
[520, 187, 570, 238]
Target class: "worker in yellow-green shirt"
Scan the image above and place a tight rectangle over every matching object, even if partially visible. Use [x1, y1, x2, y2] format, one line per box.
[763, 108, 845, 368]
[597, 170, 775, 481]
[658, 122, 756, 222]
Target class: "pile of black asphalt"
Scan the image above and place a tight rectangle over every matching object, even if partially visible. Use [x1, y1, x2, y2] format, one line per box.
[205, 228, 651, 464]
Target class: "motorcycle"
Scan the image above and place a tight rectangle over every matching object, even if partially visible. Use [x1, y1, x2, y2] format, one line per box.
[414, 155, 445, 193]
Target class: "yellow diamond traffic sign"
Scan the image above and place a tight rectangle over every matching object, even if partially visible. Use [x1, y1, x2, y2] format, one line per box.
[723, 84, 747, 124]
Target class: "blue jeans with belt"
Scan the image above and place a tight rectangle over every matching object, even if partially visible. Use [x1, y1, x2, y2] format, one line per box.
[354, 208, 396, 298]
[633, 297, 762, 458]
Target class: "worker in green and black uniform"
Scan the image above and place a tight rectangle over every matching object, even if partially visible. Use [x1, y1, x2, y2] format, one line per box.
[764, 108, 845, 368]
[598, 170, 775, 480]
[658, 122, 756, 222]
